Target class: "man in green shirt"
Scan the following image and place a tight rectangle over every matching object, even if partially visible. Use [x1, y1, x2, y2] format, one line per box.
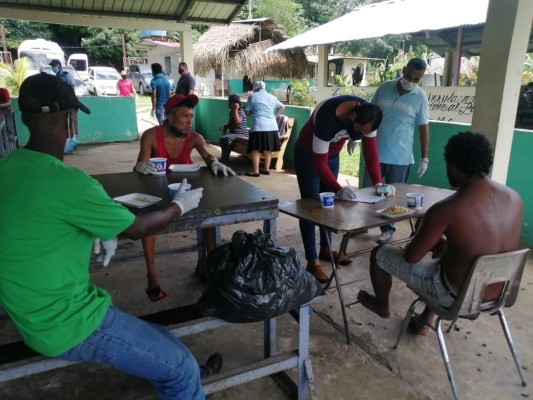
[0, 73, 219, 399]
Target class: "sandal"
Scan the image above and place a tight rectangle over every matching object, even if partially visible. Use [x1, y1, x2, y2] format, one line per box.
[318, 249, 353, 266]
[145, 286, 167, 302]
[408, 315, 430, 336]
[201, 352, 223, 377]
[259, 170, 270, 175]
[244, 172, 260, 177]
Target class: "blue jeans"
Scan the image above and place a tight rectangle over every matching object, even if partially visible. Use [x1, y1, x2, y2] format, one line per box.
[155, 105, 165, 124]
[57, 306, 205, 400]
[363, 163, 411, 234]
[294, 146, 339, 261]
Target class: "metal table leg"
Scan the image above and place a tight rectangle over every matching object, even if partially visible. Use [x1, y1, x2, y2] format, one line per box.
[323, 233, 351, 344]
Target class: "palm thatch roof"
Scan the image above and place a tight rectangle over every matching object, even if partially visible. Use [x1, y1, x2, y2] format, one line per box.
[194, 19, 308, 80]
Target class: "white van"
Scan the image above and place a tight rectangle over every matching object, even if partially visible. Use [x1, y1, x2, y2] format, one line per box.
[18, 39, 64, 77]
[68, 53, 89, 81]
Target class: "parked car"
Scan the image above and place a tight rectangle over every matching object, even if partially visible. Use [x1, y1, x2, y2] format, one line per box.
[40, 65, 90, 97]
[127, 64, 174, 95]
[87, 67, 121, 96]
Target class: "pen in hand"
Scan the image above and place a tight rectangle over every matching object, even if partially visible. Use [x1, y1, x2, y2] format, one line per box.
[346, 179, 357, 198]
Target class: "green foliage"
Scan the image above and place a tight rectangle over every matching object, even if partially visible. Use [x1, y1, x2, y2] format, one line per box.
[0, 58, 30, 95]
[522, 53, 533, 85]
[236, 0, 305, 37]
[289, 79, 315, 107]
[0, 19, 53, 52]
[82, 28, 140, 68]
[339, 141, 361, 178]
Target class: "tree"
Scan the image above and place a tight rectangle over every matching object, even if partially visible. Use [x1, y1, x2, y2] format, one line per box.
[0, 57, 30, 95]
[236, 0, 305, 37]
[81, 28, 141, 69]
[0, 19, 53, 54]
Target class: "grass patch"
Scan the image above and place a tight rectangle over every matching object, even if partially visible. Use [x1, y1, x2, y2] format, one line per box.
[339, 141, 361, 178]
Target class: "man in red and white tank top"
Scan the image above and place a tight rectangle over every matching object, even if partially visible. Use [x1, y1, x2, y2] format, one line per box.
[134, 94, 234, 301]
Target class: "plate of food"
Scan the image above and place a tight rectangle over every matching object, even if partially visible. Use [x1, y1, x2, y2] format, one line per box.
[114, 193, 162, 208]
[168, 164, 201, 172]
[376, 206, 416, 218]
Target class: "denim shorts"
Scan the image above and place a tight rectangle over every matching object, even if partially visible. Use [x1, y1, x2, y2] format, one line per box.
[376, 245, 456, 308]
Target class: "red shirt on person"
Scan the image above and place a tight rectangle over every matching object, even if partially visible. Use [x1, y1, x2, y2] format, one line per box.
[0, 88, 11, 107]
[117, 79, 135, 97]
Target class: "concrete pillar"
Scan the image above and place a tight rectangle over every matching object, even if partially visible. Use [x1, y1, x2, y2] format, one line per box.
[317, 44, 329, 89]
[180, 28, 194, 75]
[472, 0, 533, 184]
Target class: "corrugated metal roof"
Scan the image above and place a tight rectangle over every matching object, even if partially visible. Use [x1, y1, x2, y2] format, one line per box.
[267, 0, 491, 51]
[0, 0, 246, 26]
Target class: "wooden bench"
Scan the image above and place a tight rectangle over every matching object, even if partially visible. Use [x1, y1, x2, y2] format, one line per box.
[230, 116, 295, 171]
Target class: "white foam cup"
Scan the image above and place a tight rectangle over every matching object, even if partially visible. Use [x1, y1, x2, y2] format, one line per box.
[168, 182, 191, 197]
[150, 157, 167, 175]
[406, 192, 424, 209]
[319, 192, 335, 208]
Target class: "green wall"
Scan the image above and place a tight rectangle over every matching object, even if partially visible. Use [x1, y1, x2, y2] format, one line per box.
[12, 96, 138, 145]
[359, 121, 533, 244]
[194, 97, 312, 170]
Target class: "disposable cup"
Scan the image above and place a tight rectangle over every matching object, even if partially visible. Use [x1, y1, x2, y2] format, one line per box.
[150, 157, 167, 175]
[168, 182, 191, 197]
[319, 192, 335, 208]
[406, 192, 424, 209]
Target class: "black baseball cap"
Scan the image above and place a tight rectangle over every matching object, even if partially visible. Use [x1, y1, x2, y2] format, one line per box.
[18, 73, 91, 114]
[49, 59, 62, 67]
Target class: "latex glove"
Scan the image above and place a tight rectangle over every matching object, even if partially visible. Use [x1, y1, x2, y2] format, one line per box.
[346, 139, 356, 156]
[150, 109, 155, 117]
[93, 237, 117, 267]
[375, 183, 396, 197]
[417, 158, 429, 178]
[172, 178, 203, 215]
[135, 160, 157, 175]
[210, 159, 235, 176]
[337, 186, 358, 201]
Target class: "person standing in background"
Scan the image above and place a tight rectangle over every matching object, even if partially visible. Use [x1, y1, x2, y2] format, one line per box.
[175, 62, 196, 95]
[150, 63, 171, 125]
[362, 57, 429, 244]
[244, 81, 285, 177]
[0, 87, 10, 108]
[49, 59, 75, 88]
[117, 70, 138, 98]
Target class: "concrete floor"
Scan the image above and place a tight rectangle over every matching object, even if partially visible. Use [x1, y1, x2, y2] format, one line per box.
[1, 114, 532, 400]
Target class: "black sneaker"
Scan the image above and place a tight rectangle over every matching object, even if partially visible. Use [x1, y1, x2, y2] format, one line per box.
[201, 352, 223, 377]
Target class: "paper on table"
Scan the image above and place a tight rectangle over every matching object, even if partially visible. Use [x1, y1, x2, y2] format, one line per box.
[338, 188, 387, 204]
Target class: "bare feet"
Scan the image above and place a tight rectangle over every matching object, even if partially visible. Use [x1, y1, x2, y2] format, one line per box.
[408, 316, 430, 336]
[357, 290, 391, 318]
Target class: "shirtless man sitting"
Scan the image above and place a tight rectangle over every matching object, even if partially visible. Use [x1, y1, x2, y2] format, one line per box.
[135, 93, 234, 301]
[358, 131, 523, 334]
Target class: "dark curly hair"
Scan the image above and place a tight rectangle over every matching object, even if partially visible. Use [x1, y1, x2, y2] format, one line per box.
[444, 131, 493, 177]
[352, 103, 383, 131]
[228, 94, 241, 107]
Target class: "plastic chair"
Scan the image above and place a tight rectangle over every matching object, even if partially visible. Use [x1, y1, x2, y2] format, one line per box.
[394, 248, 530, 400]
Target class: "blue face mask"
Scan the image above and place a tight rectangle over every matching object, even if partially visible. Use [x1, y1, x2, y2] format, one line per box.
[64, 111, 79, 154]
[52, 66, 60, 74]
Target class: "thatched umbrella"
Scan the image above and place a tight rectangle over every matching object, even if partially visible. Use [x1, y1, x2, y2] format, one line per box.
[193, 19, 308, 81]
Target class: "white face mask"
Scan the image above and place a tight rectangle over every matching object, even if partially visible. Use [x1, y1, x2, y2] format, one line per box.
[400, 77, 418, 91]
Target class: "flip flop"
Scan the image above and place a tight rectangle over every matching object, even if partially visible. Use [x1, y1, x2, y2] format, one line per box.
[244, 172, 260, 177]
[318, 250, 353, 266]
[145, 286, 167, 302]
[408, 315, 430, 336]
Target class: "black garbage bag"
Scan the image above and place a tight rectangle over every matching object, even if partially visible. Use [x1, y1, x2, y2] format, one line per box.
[196, 230, 324, 323]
